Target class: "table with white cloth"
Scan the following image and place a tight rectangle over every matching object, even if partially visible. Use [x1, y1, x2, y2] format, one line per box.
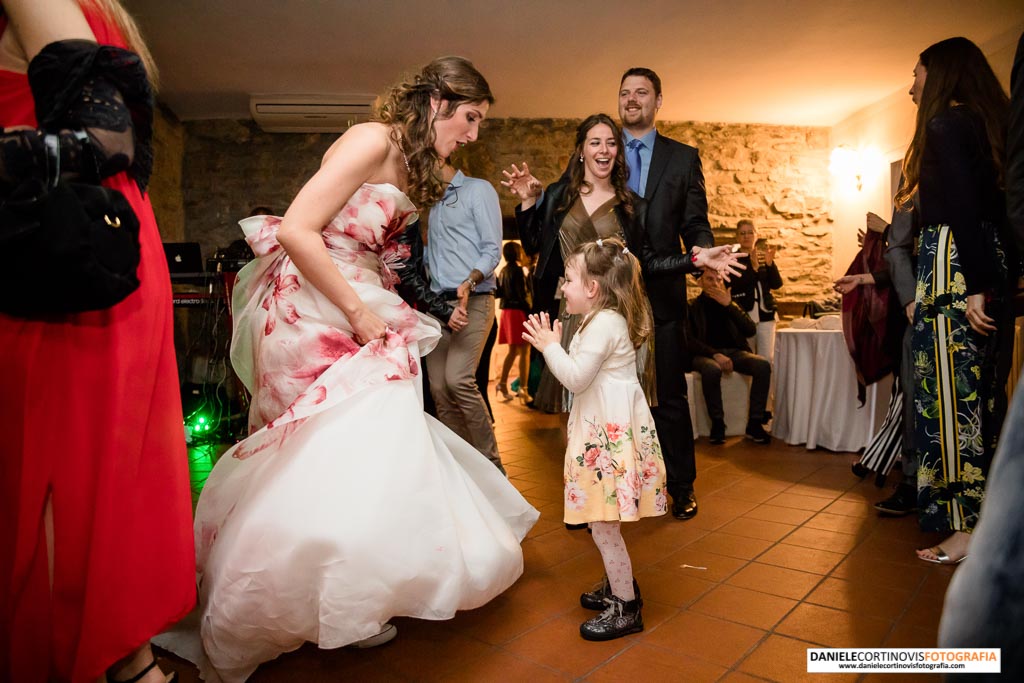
[772, 328, 891, 452]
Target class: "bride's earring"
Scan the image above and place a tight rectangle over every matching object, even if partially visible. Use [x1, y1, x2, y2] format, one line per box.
[579, 154, 584, 162]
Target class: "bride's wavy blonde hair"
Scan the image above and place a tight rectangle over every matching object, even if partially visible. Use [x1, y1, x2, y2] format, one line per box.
[375, 56, 493, 208]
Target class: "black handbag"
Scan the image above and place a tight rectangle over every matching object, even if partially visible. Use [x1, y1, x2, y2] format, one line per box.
[0, 132, 140, 316]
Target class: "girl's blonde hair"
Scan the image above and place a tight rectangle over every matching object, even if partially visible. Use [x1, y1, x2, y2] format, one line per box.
[570, 238, 652, 348]
[79, 0, 159, 90]
[375, 56, 493, 209]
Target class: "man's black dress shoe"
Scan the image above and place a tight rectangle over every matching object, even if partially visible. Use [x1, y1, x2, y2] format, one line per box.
[671, 491, 698, 520]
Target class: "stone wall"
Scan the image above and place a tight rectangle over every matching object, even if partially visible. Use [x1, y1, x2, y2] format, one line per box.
[179, 118, 834, 301]
[181, 120, 335, 259]
[149, 103, 186, 241]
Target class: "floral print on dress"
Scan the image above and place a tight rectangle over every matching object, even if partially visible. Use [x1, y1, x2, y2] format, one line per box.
[221, 183, 443, 467]
[565, 416, 666, 523]
[912, 222, 1010, 533]
[262, 274, 302, 336]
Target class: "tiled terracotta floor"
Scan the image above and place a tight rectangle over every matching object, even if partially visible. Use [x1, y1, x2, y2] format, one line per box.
[160, 391, 960, 682]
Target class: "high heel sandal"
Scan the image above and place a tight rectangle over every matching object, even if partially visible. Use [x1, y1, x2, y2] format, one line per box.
[108, 659, 177, 683]
[517, 389, 533, 405]
[496, 382, 514, 401]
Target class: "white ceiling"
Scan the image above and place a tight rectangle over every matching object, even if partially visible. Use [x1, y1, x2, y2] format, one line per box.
[127, 0, 1024, 127]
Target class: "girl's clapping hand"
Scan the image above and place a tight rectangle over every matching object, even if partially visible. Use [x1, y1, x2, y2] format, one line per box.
[522, 312, 562, 352]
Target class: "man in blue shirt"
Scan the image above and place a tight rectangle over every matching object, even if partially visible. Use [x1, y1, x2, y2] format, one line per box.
[423, 162, 504, 473]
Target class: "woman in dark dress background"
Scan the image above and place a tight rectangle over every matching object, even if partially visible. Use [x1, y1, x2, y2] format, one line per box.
[895, 37, 1014, 564]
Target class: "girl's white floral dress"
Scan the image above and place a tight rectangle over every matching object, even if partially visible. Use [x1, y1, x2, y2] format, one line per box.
[542, 309, 667, 523]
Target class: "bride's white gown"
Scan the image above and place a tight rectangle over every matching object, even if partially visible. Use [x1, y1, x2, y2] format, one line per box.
[171, 184, 537, 681]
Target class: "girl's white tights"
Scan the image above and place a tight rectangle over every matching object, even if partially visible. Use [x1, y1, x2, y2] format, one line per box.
[589, 521, 635, 601]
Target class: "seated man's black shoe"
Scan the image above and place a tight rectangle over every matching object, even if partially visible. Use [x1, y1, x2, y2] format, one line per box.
[671, 491, 698, 520]
[579, 595, 643, 641]
[874, 483, 917, 516]
[709, 419, 726, 445]
[745, 421, 771, 445]
[580, 576, 643, 611]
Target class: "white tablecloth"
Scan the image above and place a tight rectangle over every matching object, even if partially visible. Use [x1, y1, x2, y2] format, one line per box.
[772, 328, 890, 452]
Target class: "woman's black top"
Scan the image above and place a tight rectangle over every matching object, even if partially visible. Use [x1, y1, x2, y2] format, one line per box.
[727, 255, 782, 321]
[918, 105, 1005, 295]
[496, 264, 532, 311]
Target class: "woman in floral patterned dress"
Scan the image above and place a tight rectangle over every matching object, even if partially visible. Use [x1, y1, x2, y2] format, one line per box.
[895, 38, 1012, 564]
[163, 57, 538, 682]
[523, 238, 666, 641]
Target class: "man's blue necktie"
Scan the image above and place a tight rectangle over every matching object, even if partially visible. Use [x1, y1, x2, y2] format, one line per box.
[627, 139, 644, 195]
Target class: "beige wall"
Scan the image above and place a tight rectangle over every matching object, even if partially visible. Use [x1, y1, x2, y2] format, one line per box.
[829, 25, 1022, 280]
[149, 103, 186, 241]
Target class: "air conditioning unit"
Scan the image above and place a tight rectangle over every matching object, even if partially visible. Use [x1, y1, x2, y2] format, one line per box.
[249, 94, 377, 133]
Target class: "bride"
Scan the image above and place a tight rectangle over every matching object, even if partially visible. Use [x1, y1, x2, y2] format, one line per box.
[186, 56, 538, 681]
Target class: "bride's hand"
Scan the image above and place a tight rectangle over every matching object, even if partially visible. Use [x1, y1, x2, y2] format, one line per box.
[349, 305, 388, 345]
[500, 163, 543, 202]
[693, 245, 746, 281]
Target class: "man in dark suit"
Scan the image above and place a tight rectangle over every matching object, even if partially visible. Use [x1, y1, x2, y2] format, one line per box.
[618, 67, 715, 520]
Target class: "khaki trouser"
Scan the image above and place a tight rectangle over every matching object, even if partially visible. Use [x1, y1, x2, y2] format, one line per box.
[425, 294, 504, 473]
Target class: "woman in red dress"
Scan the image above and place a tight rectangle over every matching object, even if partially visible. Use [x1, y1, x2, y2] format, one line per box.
[0, 1, 195, 681]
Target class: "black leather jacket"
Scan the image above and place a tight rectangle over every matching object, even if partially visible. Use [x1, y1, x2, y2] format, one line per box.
[394, 219, 455, 323]
[686, 293, 756, 357]
[515, 178, 702, 318]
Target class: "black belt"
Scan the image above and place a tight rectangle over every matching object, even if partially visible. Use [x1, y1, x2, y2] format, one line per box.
[441, 290, 494, 300]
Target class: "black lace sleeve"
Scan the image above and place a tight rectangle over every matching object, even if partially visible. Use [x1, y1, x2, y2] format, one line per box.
[0, 38, 154, 191]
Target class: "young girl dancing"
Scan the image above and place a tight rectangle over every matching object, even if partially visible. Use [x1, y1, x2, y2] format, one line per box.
[523, 237, 667, 641]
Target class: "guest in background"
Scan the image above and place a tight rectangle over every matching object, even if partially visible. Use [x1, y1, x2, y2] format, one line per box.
[423, 161, 504, 472]
[496, 241, 533, 403]
[729, 219, 782, 362]
[896, 37, 1013, 564]
[688, 270, 772, 445]
[835, 206, 918, 506]
[0, 1, 195, 681]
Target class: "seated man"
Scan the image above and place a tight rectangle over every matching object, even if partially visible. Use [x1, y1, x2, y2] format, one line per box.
[687, 270, 771, 445]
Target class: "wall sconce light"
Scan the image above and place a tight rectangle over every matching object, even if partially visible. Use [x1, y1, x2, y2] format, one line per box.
[830, 145, 883, 192]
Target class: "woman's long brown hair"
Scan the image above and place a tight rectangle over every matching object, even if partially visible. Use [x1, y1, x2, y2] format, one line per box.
[375, 56, 493, 209]
[558, 113, 634, 217]
[895, 37, 1009, 209]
